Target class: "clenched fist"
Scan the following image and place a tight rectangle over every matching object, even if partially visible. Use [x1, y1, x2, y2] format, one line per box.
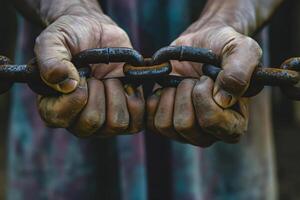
[35, 5, 144, 137]
[147, 24, 262, 147]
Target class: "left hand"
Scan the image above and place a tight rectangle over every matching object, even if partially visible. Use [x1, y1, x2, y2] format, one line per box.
[146, 24, 262, 147]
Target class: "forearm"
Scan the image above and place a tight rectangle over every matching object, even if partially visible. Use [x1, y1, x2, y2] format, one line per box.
[190, 0, 284, 35]
[13, 0, 103, 26]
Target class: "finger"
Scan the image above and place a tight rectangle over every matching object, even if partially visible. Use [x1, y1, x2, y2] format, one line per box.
[154, 87, 187, 142]
[193, 76, 248, 143]
[99, 79, 129, 137]
[124, 85, 145, 134]
[69, 78, 106, 137]
[38, 77, 88, 128]
[34, 31, 80, 93]
[213, 37, 262, 108]
[174, 79, 217, 147]
[146, 88, 162, 134]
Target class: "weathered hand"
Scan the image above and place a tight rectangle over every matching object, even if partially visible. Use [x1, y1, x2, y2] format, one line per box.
[35, 7, 144, 137]
[147, 24, 262, 146]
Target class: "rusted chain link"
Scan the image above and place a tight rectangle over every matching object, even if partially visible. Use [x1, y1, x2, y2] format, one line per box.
[279, 58, 300, 100]
[0, 46, 300, 99]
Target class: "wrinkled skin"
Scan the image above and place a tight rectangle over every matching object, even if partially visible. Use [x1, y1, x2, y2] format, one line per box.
[35, 9, 145, 137]
[147, 24, 262, 146]
[35, 10, 261, 145]
[31, 0, 283, 146]
[144, 0, 284, 146]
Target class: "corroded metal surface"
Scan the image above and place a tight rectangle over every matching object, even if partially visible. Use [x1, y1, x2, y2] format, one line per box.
[124, 60, 171, 77]
[0, 46, 300, 99]
[254, 68, 300, 85]
[152, 46, 220, 65]
[0, 55, 13, 94]
[72, 47, 144, 67]
[279, 57, 300, 100]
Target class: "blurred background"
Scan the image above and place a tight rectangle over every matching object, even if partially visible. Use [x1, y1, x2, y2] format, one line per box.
[270, 1, 300, 199]
[0, 0, 300, 199]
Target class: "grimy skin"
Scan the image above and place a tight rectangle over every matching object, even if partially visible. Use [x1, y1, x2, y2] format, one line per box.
[13, 0, 283, 146]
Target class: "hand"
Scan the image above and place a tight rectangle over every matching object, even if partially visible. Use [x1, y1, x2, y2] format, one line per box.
[35, 7, 144, 137]
[147, 24, 262, 147]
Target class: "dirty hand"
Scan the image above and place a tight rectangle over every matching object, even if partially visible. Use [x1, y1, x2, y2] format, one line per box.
[147, 23, 262, 146]
[35, 5, 144, 137]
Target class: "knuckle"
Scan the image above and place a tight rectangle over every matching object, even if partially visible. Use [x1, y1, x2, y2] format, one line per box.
[108, 112, 129, 132]
[192, 83, 205, 99]
[35, 32, 55, 50]
[183, 78, 197, 85]
[220, 71, 249, 93]
[173, 34, 194, 46]
[80, 113, 103, 134]
[70, 89, 88, 106]
[199, 113, 247, 141]
[154, 118, 171, 133]
[35, 35, 42, 47]
[35, 33, 46, 46]
[115, 27, 130, 40]
[39, 107, 69, 128]
[174, 119, 194, 133]
[244, 37, 261, 51]
[102, 25, 131, 46]
[109, 122, 129, 133]
[39, 90, 87, 128]
[250, 41, 262, 58]
[178, 79, 197, 90]
[198, 113, 221, 130]
[224, 70, 248, 86]
[239, 36, 262, 61]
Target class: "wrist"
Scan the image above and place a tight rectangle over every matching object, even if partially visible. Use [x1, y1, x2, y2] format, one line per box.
[38, 0, 103, 25]
[186, 0, 260, 36]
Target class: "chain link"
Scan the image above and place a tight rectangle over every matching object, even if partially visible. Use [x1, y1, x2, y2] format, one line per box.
[0, 46, 299, 99]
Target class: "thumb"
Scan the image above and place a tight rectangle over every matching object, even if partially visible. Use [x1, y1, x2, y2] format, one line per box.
[213, 38, 261, 108]
[34, 32, 80, 94]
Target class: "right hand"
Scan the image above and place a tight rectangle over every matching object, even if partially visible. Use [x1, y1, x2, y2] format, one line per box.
[35, 8, 144, 137]
[147, 25, 261, 147]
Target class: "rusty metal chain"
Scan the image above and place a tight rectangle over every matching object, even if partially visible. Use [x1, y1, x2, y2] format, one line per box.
[0, 46, 300, 99]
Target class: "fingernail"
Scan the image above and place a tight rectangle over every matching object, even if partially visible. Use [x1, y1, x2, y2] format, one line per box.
[213, 85, 234, 108]
[124, 84, 135, 96]
[58, 79, 78, 93]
